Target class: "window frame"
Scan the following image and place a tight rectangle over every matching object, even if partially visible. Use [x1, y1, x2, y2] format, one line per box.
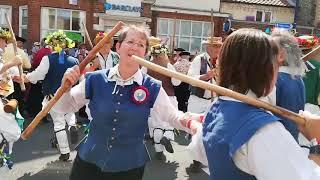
[0, 5, 12, 27]
[19, 5, 28, 39]
[40, 7, 86, 41]
[255, 10, 272, 23]
[157, 18, 214, 54]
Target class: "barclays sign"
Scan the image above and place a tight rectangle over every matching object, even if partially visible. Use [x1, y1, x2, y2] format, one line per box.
[104, 3, 143, 13]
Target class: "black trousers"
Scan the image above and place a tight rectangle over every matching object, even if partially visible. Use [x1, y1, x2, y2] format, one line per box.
[70, 154, 145, 180]
[8, 82, 25, 114]
[174, 82, 190, 112]
[26, 82, 44, 117]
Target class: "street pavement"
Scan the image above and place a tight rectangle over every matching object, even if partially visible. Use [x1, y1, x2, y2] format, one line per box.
[0, 117, 209, 180]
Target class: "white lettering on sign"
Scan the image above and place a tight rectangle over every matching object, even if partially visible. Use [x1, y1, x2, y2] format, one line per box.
[105, 0, 142, 17]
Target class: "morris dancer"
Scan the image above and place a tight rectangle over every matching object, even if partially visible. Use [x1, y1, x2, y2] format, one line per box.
[53, 25, 201, 180]
[0, 27, 24, 169]
[186, 36, 222, 172]
[146, 36, 181, 160]
[17, 30, 79, 161]
[271, 29, 306, 141]
[197, 28, 320, 180]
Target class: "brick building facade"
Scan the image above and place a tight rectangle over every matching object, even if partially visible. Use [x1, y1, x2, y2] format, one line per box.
[0, 0, 105, 49]
[0, 0, 226, 55]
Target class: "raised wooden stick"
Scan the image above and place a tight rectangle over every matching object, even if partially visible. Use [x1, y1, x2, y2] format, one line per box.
[5, 13, 25, 91]
[171, 11, 177, 55]
[82, 21, 93, 48]
[21, 21, 125, 140]
[132, 55, 306, 126]
[210, 8, 215, 102]
[302, 45, 320, 61]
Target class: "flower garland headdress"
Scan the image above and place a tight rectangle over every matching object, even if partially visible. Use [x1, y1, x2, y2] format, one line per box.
[296, 35, 318, 50]
[45, 30, 75, 64]
[149, 36, 169, 56]
[0, 27, 11, 41]
[94, 32, 112, 45]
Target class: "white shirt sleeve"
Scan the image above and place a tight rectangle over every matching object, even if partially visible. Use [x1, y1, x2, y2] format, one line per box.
[26, 56, 50, 83]
[188, 55, 202, 80]
[53, 79, 89, 113]
[167, 63, 181, 86]
[150, 87, 190, 133]
[233, 121, 320, 180]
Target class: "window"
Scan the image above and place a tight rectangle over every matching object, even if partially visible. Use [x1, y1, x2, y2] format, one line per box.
[19, 6, 28, 40]
[255, 11, 272, 23]
[157, 18, 213, 54]
[265, 12, 272, 23]
[256, 11, 263, 22]
[0, 5, 12, 27]
[41, 7, 86, 43]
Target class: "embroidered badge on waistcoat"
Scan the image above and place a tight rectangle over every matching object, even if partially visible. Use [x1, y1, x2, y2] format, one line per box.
[132, 86, 149, 105]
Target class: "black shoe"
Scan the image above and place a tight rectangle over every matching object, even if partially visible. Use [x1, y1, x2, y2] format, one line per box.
[160, 137, 174, 153]
[59, 153, 70, 162]
[155, 152, 165, 160]
[186, 160, 202, 174]
[69, 126, 78, 144]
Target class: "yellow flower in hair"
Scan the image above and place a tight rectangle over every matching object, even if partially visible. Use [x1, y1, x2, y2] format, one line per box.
[0, 27, 11, 40]
[54, 44, 62, 53]
[45, 30, 75, 50]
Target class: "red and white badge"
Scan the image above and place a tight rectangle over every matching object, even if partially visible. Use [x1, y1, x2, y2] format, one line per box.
[132, 86, 149, 105]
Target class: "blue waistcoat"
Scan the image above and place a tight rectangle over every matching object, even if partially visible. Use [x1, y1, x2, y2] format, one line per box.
[203, 99, 279, 180]
[78, 69, 161, 172]
[276, 72, 305, 141]
[42, 53, 79, 96]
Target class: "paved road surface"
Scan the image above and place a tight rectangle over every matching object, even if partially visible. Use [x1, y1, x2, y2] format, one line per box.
[0, 117, 209, 180]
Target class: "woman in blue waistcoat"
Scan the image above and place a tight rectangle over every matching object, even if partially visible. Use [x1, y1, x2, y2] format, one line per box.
[53, 25, 200, 180]
[271, 29, 306, 141]
[200, 29, 320, 180]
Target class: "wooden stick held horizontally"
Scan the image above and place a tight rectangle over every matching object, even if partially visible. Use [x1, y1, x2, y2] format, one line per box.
[5, 13, 26, 91]
[21, 21, 125, 140]
[132, 55, 306, 126]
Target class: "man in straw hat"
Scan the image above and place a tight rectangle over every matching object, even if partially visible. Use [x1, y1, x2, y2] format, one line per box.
[15, 30, 79, 161]
[186, 36, 222, 172]
[3, 35, 31, 117]
[145, 36, 181, 160]
[0, 27, 24, 169]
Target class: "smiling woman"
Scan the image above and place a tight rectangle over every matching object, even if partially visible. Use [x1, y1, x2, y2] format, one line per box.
[52, 25, 202, 180]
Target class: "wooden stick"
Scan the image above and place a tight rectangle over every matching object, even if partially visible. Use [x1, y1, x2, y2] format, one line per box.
[82, 21, 93, 48]
[21, 21, 125, 140]
[4, 13, 26, 91]
[132, 55, 306, 126]
[171, 11, 177, 55]
[210, 9, 214, 102]
[301, 45, 320, 61]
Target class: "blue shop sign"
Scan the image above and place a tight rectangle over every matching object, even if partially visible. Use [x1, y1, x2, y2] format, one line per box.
[104, 3, 142, 13]
[275, 23, 295, 29]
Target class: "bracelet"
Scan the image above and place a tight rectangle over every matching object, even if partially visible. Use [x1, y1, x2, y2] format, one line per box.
[186, 120, 192, 129]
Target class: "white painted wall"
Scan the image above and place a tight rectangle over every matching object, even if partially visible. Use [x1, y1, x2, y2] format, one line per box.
[154, 0, 220, 12]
